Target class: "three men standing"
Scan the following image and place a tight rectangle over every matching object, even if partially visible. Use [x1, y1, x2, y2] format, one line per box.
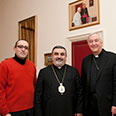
[1, 34, 116, 116]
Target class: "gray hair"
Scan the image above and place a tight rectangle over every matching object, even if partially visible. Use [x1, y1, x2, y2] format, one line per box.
[88, 32, 103, 42]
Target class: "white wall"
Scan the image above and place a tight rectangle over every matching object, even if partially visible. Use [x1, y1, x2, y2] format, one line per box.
[0, 0, 116, 71]
[37, 0, 67, 69]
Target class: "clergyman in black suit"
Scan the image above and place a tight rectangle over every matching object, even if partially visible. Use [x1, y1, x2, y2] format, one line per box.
[34, 45, 83, 116]
[81, 32, 116, 116]
[80, 3, 89, 24]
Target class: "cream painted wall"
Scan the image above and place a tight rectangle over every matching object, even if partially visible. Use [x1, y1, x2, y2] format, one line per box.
[0, 0, 116, 71]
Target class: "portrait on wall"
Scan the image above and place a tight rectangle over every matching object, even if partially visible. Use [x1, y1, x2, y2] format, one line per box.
[89, 0, 94, 7]
[44, 53, 52, 66]
[69, 0, 100, 31]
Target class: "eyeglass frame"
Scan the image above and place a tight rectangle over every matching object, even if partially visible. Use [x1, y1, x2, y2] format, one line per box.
[16, 45, 29, 50]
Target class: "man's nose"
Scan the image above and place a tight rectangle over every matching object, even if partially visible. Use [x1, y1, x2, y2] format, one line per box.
[92, 41, 96, 45]
[22, 47, 25, 51]
[57, 54, 61, 58]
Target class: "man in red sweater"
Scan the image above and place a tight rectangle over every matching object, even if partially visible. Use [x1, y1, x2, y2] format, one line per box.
[0, 40, 37, 116]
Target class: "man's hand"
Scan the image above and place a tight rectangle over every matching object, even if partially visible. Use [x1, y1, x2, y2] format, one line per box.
[111, 106, 116, 116]
[5, 113, 12, 116]
[75, 113, 83, 116]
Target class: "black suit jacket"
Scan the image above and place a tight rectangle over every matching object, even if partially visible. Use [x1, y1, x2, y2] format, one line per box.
[81, 49, 116, 116]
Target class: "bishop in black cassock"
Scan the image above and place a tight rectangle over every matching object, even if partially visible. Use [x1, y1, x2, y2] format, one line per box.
[34, 46, 83, 116]
[81, 33, 116, 116]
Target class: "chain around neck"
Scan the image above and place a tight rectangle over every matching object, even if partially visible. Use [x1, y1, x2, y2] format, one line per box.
[51, 65, 67, 85]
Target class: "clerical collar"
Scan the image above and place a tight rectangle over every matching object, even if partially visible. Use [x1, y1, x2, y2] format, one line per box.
[58, 67, 61, 69]
[94, 55, 99, 58]
[13, 54, 26, 65]
[53, 64, 65, 69]
[93, 49, 104, 58]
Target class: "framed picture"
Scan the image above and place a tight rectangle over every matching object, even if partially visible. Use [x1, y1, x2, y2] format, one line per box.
[69, 0, 100, 31]
[89, 0, 94, 7]
[44, 53, 52, 66]
[18, 16, 37, 65]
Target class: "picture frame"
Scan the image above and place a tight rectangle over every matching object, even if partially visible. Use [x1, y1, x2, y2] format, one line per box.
[18, 16, 37, 65]
[44, 53, 52, 66]
[69, 0, 100, 31]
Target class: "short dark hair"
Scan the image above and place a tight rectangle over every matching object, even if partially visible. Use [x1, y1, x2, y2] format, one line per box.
[14, 39, 29, 48]
[52, 45, 67, 56]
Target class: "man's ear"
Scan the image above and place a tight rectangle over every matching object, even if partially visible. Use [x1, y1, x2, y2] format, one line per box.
[13, 47, 16, 52]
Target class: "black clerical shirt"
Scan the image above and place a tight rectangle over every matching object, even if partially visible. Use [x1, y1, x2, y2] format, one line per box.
[90, 50, 104, 93]
[53, 64, 66, 82]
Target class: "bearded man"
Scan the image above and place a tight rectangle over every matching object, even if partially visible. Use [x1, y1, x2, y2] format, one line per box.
[34, 45, 83, 116]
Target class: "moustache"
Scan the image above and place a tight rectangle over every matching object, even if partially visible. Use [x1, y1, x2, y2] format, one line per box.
[56, 58, 63, 61]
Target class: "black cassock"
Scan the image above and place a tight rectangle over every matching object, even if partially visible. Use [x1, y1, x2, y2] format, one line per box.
[34, 64, 83, 116]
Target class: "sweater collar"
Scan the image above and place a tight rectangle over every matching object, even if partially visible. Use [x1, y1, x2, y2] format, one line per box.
[13, 54, 26, 65]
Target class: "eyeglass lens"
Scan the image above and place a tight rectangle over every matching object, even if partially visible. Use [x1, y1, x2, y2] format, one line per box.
[17, 45, 29, 50]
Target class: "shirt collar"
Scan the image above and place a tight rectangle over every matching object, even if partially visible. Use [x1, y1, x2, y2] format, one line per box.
[13, 54, 26, 65]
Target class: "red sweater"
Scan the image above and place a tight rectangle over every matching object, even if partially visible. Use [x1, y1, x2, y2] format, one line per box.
[0, 58, 37, 116]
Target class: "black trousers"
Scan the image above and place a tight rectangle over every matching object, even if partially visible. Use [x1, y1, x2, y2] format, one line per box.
[85, 93, 100, 116]
[10, 108, 33, 116]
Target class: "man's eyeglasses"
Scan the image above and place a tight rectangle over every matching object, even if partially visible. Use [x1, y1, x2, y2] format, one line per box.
[17, 45, 29, 50]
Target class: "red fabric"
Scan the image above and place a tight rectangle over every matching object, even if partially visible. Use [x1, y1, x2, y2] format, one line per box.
[0, 58, 37, 116]
[82, 14, 88, 23]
